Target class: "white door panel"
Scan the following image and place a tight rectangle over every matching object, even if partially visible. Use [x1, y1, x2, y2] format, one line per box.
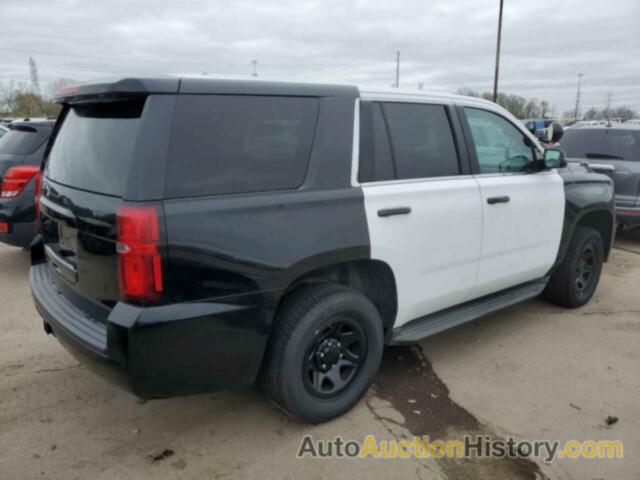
[471, 171, 565, 299]
[363, 178, 482, 327]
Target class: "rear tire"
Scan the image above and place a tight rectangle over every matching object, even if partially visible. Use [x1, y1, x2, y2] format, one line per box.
[262, 284, 384, 424]
[544, 226, 604, 308]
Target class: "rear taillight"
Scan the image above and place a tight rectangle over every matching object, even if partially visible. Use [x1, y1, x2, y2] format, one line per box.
[1, 166, 40, 198]
[34, 172, 43, 228]
[116, 205, 163, 305]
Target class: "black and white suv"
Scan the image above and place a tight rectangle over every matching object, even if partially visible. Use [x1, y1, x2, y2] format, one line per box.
[31, 78, 615, 423]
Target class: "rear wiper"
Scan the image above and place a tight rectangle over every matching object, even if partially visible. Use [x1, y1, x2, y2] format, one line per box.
[585, 153, 625, 160]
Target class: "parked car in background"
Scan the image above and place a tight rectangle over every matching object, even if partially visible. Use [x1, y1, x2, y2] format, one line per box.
[525, 118, 554, 140]
[559, 124, 640, 230]
[0, 120, 54, 247]
[573, 120, 608, 128]
[0, 125, 8, 138]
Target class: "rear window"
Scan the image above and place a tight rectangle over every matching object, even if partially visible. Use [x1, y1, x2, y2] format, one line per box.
[165, 95, 319, 198]
[45, 99, 145, 196]
[0, 126, 50, 155]
[560, 129, 639, 161]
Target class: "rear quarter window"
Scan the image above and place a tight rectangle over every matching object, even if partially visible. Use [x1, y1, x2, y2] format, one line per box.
[165, 95, 320, 198]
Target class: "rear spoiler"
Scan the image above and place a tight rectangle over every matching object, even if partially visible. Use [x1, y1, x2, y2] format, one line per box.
[54, 78, 180, 104]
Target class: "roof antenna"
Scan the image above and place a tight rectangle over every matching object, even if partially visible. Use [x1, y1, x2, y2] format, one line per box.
[251, 60, 258, 77]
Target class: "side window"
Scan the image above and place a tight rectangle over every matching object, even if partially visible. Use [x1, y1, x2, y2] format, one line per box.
[358, 102, 394, 182]
[464, 108, 535, 174]
[165, 95, 319, 198]
[383, 103, 460, 179]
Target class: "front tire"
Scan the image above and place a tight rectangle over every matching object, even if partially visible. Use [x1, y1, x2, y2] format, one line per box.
[262, 284, 384, 424]
[544, 226, 604, 308]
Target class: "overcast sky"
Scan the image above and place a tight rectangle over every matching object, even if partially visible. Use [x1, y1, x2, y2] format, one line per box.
[1, 0, 639, 114]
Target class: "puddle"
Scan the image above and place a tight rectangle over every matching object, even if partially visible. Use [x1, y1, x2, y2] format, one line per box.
[372, 346, 550, 480]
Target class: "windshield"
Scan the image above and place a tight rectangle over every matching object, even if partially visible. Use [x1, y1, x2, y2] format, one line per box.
[45, 99, 145, 197]
[560, 129, 639, 161]
[0, 126, 50, 155]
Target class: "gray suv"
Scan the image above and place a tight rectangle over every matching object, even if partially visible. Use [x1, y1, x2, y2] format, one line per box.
[560, 125, 640, 229]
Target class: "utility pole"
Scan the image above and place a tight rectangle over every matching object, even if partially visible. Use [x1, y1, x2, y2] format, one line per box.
[492, 0, 505, 102]
[573, 73, 584, 119]
[29, 57, 40, 117]
[605, 91, 613, 115]
[394, 51, 400, 88]
[251, 60, 258, 77]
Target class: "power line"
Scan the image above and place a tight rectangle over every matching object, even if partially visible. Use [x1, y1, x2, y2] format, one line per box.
[0, 47, 385, 69]
[0, 47, 224, 68]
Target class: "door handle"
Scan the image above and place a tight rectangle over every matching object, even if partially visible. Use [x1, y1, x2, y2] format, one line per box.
[487, 196, 511, 205]
[378, 207, 412, 217]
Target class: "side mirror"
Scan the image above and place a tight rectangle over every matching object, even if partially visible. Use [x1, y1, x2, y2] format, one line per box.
[543, 148, 567, 169]
[544, 122, 564, 144]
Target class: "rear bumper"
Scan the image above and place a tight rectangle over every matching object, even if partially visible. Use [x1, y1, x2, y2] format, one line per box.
[0, 195, 37, 248]
[0, 221, 36, 248]
[30, 263, 271, 399]
[616, 207, 640, 229]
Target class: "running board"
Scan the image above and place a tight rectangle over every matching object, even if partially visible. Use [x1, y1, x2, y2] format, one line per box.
[389, 279, 548, 345]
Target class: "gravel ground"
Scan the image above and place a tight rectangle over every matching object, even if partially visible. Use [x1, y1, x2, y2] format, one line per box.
[0, 231, 638, 479]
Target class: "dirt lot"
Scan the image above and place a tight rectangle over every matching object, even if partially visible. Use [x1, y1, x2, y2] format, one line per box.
[1, 233, 639, 480]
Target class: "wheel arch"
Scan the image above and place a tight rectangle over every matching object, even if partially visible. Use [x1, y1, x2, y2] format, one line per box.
[556, 208, 615, 267]
[575, 209, 615, 261]
[277, 256, 398, 331]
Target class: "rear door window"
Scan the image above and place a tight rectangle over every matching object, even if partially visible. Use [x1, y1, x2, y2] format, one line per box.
[45, 99, 145, 197]
[165, 95, 320, 198]
[382, 103, 460, 179]
[0, 126, 50, 155]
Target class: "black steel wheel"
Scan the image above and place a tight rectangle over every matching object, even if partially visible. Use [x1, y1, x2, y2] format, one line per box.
[575, 243, 597, 297]
[544, 225, 604, 308]
[262, 284, 384, 424]
[302, 317, 367, 399]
